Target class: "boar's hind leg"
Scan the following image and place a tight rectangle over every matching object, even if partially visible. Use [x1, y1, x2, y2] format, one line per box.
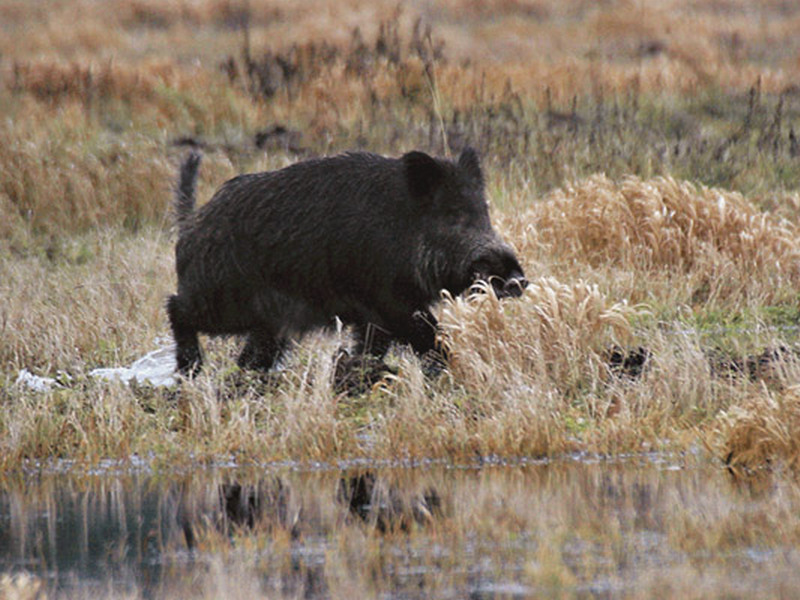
[168, 294, 203, 377]
[237, 329, 285, 371]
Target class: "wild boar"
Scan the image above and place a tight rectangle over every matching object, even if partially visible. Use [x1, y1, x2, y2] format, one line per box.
[168, 148, 526, 376]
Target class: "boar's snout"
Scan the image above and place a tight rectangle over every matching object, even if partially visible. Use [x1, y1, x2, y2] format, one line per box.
[498, 272, 528, 298]
[470, 249, 528, 299]
[486, 271, 527, 298]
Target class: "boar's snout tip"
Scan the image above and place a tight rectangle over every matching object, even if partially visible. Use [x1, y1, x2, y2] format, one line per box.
[500, 276, 528, 298]
[486, 273, 528, 298]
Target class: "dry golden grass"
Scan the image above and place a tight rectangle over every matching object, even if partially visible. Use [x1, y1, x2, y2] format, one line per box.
[1, 230, 172, 372]
[0, 572, 44, 600]
[3, 0, 799, 117]
[5, 4, 800, 600]
[529, 175, 800, 310]
[0, 125, 171, 235]
[441, 277, 635, 397]
[4, 1, 800, 597]
[717, 383, 800, 474]
[3, 170, 800, 472]
[534, 175, 800, 273]
[2, 1, 798, 228]
[1, 0, 799, 474]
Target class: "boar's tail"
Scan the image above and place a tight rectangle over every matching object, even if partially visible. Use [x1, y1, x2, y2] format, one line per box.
[174, 150, 201, 235]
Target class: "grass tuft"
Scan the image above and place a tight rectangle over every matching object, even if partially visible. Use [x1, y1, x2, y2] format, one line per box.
[717, 383, 800, 474]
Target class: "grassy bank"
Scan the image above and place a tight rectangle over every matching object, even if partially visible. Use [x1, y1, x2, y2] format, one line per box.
[2, 0, 800, 474]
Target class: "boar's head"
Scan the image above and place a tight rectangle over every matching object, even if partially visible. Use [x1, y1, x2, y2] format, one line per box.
[403, 147, 528, 300]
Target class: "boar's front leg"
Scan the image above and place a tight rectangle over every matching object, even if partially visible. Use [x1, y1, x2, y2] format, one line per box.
[352, 322, 394, 358]
[404, 310, 448, 373]
[354, 310, 447, 372]
[401, 310, 439, 355]
[237, 328, 285, 371]
[353, 310, 436, 356]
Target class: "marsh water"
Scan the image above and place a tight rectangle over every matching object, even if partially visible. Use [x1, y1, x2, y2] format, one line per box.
[2, 456, 800, 599]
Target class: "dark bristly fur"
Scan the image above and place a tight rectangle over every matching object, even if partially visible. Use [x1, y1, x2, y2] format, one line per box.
[168, 148, 527, 377]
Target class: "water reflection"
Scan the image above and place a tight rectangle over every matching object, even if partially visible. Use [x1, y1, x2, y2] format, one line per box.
[1, 459, 799, 598]
[338, 472, 442, 533]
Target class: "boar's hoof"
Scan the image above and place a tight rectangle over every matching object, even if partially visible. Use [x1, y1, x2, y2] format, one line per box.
[420, 349, 448, 377]
[237, 334, 286, 372]
[175, 348, 203, 379]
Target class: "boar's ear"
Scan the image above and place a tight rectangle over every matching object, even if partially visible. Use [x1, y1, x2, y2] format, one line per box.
[403, 151, 444, 200]
[458, 146, 484, 188]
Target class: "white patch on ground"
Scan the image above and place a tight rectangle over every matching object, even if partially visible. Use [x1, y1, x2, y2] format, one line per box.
[16, 344, 178, 392]
[89, 344, 178, 387]
[15, 369, 59, 392]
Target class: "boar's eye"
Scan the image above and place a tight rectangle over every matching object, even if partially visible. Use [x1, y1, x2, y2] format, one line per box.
[470, 258, 496, 282]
